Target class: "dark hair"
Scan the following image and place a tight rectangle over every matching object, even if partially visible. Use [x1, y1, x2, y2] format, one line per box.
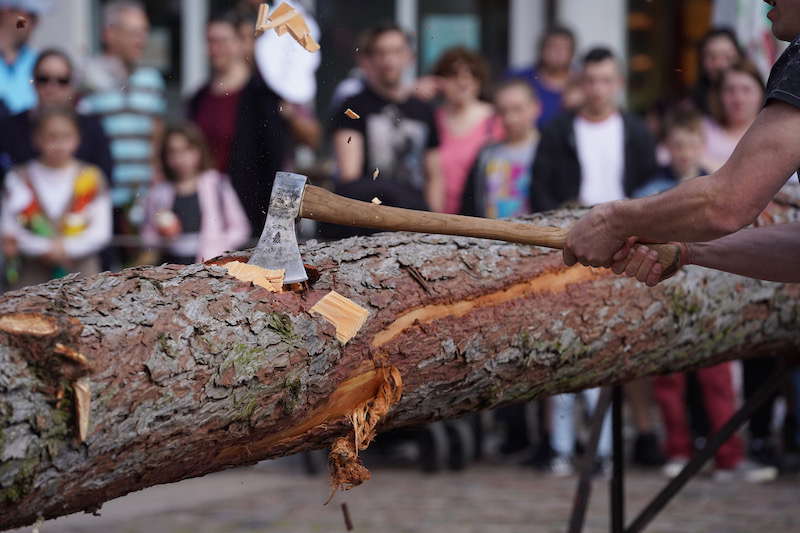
[362, 23, 414, 56]
[582, 47, 616, 67]
[160, 123, 214, 181]
[207, 10, 242, 31]
[697, 27, 744, 75]
[432, 47, 490, 90]
[537, 26, 576, 61]
[33, 48, 73, 79]
[663, 107, 703, 137]
[32, 106, 80, 135]
[493, 78, 539, 103]
[712, 59, 766, 126]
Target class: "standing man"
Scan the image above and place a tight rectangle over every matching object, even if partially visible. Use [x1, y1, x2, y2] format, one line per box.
[507, 26, 576, 128]
[0, 0, 47, 115]
[329, 23, 442, 238]
[531, 47, 658, 213]
[565, 0, 800, 287]
[78, 0, 165, 241]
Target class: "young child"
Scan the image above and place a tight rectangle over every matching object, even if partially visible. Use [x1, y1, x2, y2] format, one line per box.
[141, 123, 250, 264]
[460, 79, 540, 218]
[1, 107, 111, 288]
[633, 109, 709, 198]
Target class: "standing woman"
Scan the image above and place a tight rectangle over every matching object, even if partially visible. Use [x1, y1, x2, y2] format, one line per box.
[432, 47, 502, 214]
[701, 60, 765, 172]
[690, 28, 744, 116]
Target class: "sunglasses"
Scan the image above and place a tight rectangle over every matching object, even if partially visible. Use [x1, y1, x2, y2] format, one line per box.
[34, 75, 71, 87]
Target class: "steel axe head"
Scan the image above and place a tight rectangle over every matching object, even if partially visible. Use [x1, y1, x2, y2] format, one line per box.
[248, 172, 308, 284]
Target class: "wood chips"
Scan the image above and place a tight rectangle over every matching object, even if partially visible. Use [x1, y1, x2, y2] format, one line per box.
[309, 291, 369, 344]
[224, 261, 285, 292]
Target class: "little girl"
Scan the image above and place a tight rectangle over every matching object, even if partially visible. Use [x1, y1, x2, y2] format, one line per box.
[141, 123, 250, 264]
[1, 107, 111, 288]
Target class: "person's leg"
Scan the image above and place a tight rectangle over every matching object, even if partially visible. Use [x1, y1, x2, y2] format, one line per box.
[551, 393, 576, 458]
[627, 378, 666, 466]
[742, 356, 779, 464]
[584, 387, 612, 459]
[653, 373, 692, 460]
[697, 362, 744, 470]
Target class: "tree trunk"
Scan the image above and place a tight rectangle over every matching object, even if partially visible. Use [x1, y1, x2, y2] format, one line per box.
[1, 198, 800, 529]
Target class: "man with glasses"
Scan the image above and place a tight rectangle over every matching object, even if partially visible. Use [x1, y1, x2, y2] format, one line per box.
[0, 49, 112, 181]
[0, 0, 48, 114]
[78, 0, 165, 249]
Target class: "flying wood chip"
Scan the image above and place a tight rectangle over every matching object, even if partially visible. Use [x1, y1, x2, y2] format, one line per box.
[224, 261, 285, 292]
[371, 197, 381, 205]
[372, 168, 379, 180]
[254, 2, 320, 53]
[344, 108, 360, 120]
[74, 378, 91, 443]
[309, 291, 369, 344]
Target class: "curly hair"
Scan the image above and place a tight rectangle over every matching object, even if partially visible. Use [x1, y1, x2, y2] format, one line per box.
[432, 47, 490, 91]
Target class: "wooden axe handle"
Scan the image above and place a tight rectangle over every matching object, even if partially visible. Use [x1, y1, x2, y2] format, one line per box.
[300, 185, 681, 277]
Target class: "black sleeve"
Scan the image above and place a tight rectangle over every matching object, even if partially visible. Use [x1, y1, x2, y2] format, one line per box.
[530, 127, 561, 213]
[627, 115, 659, 196]
[79, 115, 114, 182]
[765, 39, 800, 109]
[459, 148, 484, 217]
[425, 106, 440, 150]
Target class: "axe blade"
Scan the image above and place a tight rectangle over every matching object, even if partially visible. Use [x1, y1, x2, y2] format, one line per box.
[248, 172, 308, 284]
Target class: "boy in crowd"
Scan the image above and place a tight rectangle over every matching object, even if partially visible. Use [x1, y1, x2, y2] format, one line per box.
[460, 80, 540, 218]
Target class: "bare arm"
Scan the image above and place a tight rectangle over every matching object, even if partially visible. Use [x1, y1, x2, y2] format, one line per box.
[564, 102, 800, 267]
[687, 223, 800, 282]
[333, 129, 364, 184]
[612, 102, 800, 242]
[424, 148, 444, 212]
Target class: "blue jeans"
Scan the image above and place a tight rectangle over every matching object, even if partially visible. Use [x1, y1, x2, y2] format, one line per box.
[551, 388, 612, 459]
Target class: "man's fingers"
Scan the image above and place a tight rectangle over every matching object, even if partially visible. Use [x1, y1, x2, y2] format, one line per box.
[563, 247, 577, 267]
[636, 250, 658, 282]
[624, 246, 647, 277]
[613, 236, 637, 262]
[646, 263, 663, 287]
[611, 258, 627, 275]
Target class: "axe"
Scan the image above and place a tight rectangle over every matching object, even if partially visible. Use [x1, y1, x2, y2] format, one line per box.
[249, 172, 680, 284]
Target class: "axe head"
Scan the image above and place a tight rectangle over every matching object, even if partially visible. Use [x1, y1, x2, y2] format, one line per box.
[248, 172, 308, 284]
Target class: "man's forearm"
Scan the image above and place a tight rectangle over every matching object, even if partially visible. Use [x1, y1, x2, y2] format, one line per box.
[609, 173, 748, 244]
[686, 223, 800, 283]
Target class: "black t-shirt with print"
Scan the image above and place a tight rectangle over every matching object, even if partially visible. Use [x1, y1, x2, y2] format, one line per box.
[765, 35, 800, 109]
[331, 85, 439, 191]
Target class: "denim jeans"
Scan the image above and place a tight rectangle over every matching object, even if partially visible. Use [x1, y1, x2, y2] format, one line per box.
[551, 388, 611, 459]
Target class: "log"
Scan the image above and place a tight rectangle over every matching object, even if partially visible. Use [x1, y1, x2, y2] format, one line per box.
[1, 196, 800, 529]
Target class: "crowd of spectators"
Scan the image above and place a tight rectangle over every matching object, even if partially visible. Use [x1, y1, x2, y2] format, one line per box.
[0, 0, 797, 482]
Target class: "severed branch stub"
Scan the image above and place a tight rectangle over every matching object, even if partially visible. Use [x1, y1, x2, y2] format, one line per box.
[255, 2, 320, 52]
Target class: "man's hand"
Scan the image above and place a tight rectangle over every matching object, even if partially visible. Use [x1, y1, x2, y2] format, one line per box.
[611, 239, 688, 286]
[563, 203, 626, 268]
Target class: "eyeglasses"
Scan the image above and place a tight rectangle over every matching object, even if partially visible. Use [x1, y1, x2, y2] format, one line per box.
[34, 75, 71, 87]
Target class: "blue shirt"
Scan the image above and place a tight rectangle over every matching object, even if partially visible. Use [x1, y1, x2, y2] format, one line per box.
[506, 66, 564, 128]
[0, 45, 37, 114]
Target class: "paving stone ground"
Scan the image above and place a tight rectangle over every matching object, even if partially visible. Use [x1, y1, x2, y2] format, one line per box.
[17, 456, 800, 533]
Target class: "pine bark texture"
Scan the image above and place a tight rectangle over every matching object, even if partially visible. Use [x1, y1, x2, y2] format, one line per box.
[1, 193, 800, 529]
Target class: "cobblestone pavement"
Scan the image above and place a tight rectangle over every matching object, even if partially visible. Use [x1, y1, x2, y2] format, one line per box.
[16, 456, 800, 533]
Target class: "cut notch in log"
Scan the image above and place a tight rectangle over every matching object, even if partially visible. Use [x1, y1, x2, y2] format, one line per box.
[224, 261, 285, 292]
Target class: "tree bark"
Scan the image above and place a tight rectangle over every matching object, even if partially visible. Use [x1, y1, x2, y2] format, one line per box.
[1, 197, 800, 529]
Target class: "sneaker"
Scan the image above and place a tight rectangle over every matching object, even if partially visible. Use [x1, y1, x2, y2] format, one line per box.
[748, 438, 779, 467]
[633, 432, 666, 467]
[713, 460, 778, 483]
[550, 455, 575, 477]
[661, 457, 689, 479]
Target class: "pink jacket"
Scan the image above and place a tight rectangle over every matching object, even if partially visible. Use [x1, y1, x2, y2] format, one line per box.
[141, 170, 251, 262]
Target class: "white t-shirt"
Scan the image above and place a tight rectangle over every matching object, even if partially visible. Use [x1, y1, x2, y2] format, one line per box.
[574, 113, 626, 206]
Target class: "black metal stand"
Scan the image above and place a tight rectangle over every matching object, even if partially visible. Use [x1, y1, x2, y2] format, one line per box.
[565, 362, 790, 533]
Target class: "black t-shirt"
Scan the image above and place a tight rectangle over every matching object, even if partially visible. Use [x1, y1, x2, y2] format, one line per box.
[765, 35, 800, 109]
[172, 191, 202, 234]
[331, 85, 439, 191]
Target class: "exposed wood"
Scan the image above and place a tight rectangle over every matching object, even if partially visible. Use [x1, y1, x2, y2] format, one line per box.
[0, 193, 799, 529]
[309, 291, 370, 344]
[344, 108, 360, 120]
[224, 261, 284, 292]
